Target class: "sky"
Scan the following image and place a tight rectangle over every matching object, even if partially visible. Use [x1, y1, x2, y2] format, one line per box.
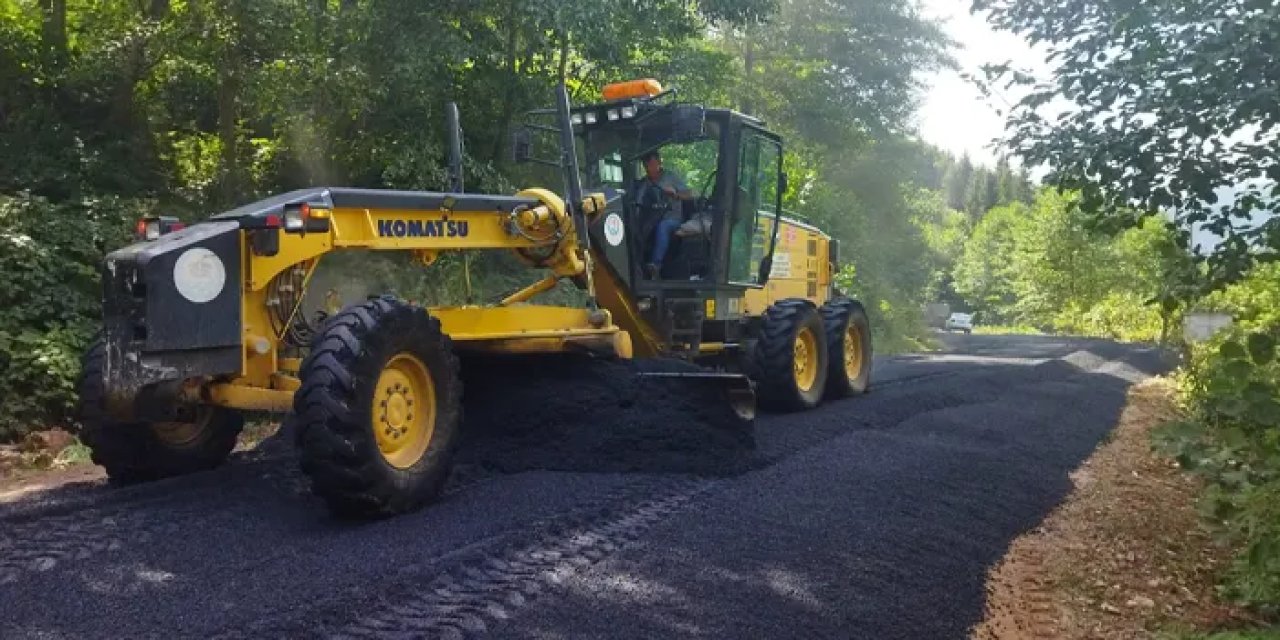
[914, 2, 1272, 252]
[914, 0, 1045, 168]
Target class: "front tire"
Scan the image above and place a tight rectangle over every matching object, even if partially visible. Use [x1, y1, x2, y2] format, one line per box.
[752, 299, 829, 412]
[821, 297, 873, 399]
[77, 339, 243, 483]
[294, 296, 463, 519]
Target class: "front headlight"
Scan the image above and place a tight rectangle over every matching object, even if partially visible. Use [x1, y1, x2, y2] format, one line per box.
[284, 208, 305, 231]
[173, 247, 227, 304]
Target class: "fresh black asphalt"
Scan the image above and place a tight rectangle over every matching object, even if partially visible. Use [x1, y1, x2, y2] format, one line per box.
[0, 335, 1174, 638]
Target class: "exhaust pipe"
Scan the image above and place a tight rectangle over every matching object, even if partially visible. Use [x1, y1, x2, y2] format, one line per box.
[446, 102, 465, 193]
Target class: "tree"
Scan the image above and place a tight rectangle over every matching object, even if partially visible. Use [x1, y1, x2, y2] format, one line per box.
[994, 156, 1021, 205]
[944, 152, 973, 210]
[975, 0, 1280, 287]
[953, 200, 1022, 322]
[717, 0, 955, 152]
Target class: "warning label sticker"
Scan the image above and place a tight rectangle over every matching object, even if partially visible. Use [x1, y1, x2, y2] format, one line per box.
[771, 252, 792, 278]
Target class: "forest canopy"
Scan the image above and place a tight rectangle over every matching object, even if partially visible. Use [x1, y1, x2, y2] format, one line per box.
[0, 0, 970, 437]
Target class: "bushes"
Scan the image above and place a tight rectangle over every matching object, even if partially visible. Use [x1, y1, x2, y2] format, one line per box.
[1073, 291, 1167, 343]
[0, 194, 138, 441]
[1155, 265, 1280, 615]
[834, 264, 933, 353]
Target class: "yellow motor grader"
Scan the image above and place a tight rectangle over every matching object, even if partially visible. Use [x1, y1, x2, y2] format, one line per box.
[77, 80, 872, 518]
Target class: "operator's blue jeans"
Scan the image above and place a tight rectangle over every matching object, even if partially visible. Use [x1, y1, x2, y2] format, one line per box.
[650, 218, 681, 265]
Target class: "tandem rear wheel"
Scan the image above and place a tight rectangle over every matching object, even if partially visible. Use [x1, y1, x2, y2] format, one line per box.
[292, 296, 463, 519]
[821, 296, 873, 398]
[753, 299, 830, 412]
[750, 296, 873, 413]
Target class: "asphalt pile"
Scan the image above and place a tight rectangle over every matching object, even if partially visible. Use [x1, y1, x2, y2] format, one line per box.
[455, 354, 757, 476]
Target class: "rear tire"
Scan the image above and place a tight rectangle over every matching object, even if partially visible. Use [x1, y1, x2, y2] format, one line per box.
[752, 299, 829, 412]
[77, 339, 243, 483]
[294, 296, 463, 519]
[821, 297, 873, 399]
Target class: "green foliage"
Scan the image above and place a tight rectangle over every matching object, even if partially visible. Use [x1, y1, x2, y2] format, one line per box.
[1077, 291, 1165, 344]
[1165, 631, 1280, 640]
[0, 0, 963, 438]
[971, 324, 1043, 336]
[0, 193, 140, 439]
[954, 188, 1194, 341]
[975, 0, 1280, 287]
[939, 153, 1033, 221]
[1155, 267, 1280, 615]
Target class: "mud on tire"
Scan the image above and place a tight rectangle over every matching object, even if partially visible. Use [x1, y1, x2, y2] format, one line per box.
[294, 296, 463, 519]
[821, 297, 873, 399]
[751, 299, 829, 412]
[77, 339, 243, 483]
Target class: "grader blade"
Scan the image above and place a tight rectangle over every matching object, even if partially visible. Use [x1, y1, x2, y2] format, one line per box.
[633, 371, 757, 422]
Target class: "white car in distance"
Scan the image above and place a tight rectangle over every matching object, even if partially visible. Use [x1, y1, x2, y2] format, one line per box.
[945, 312, 973, 334]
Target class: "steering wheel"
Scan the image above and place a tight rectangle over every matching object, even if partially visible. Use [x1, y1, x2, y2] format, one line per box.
[698, 169, 718, 199]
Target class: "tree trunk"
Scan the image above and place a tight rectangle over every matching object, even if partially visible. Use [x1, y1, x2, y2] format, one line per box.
[218, 62, 242, 203]
[489, 0, 522, 164]
[557, 34, 570, 85]
[40, 0, 67, 65]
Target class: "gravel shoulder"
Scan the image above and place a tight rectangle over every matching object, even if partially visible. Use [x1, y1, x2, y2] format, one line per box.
[972, 378, 1255, 639]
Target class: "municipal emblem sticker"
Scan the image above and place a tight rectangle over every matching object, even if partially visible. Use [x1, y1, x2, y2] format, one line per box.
[604, 213, 625, 246]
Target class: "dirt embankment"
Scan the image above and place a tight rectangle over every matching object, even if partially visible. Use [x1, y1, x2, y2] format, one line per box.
[972, 379, 1255, 639]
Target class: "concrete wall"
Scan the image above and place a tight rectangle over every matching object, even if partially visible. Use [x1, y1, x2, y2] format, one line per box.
[1184, 312, 1234, 343]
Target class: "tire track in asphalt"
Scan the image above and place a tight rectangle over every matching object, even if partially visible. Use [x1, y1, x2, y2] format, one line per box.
[213, 363, 1061, 638]
[0, 460, 308, 586]
[335, 480, 714, 639]
[2, 343, 1106, 638]
[5, 360, 993, 624]
[0, 456, 504, 587]
[0, 351, 1033, 596]
[0, 363, 974, 590]
[329, 356, 1146, 638]
[212, 476, 713, 639]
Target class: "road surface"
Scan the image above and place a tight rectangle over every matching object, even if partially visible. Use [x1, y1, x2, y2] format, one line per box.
[0, 335, 1173, 639]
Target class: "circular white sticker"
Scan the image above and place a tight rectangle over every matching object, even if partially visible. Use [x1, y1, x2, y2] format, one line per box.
[603, 213, 625, 247]
[173, 247, 227, 304]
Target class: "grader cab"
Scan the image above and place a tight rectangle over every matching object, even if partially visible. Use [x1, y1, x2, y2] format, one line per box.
[77, 79, 872, 519]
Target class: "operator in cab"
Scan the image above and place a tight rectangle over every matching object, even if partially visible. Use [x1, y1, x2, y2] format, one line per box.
[635, 149, 694, 279]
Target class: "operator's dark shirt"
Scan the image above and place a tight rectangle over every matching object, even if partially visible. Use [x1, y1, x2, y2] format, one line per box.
[634, 170, 689, 223]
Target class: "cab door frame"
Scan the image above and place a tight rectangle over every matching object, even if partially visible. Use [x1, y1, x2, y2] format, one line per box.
[720, 118, 786, 290]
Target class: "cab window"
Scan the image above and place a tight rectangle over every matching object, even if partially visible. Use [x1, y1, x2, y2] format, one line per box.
[728, 132, 782, 284]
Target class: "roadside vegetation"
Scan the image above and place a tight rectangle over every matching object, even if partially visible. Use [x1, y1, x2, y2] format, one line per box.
[974, 0, 1280, 634]
[952, 189, 1193, 343]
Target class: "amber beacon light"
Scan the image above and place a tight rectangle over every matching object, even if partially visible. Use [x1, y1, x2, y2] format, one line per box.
[602, 78, 663, 101]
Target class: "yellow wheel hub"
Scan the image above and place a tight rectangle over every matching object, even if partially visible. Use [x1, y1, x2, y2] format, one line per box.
[372, 353, 436, 470]
[844, 323, 865, 381]
[151, 421, 204, 448]
[793, 326, 820, 393]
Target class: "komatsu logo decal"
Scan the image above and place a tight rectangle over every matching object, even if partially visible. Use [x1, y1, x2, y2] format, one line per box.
[377, 219, 470, 238]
